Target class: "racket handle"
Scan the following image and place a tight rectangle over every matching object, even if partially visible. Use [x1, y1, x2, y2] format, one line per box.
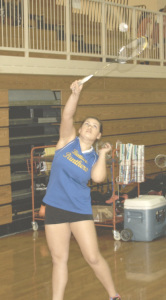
[78, 74, 93, 85]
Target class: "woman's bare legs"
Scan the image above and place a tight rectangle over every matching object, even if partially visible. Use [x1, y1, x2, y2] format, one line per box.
[45, 223, 71, 300]
[70, 220, 117, 299]
[45, 221, 118, 300]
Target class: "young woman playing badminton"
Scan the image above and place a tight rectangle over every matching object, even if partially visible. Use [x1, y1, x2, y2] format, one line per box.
[43, 79, 121, 300]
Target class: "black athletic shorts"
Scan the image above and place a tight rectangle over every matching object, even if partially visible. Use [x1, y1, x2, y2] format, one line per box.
[45, 204, 93, 224]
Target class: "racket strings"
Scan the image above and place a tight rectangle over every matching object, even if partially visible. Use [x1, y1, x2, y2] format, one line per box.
[117, 36, 148, 63]
[79, 35, 148, 84]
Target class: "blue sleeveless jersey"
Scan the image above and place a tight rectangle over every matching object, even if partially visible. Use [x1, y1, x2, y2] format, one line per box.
[43, 137, 98, 214]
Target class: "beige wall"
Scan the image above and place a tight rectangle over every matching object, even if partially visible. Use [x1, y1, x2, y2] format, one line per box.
[129, 0, 166, 11]
[157, 0, 166, 11]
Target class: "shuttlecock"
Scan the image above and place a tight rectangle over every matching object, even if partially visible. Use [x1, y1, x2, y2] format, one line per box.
[119, 23, 128, 32]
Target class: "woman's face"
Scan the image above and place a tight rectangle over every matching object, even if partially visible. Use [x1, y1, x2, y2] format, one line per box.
[78, 118, 101, 142]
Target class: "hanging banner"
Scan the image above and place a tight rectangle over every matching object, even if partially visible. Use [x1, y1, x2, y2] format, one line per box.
[118, 143, 144, 184]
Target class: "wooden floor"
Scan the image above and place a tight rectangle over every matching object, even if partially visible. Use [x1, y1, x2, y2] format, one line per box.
[0, 226, 166, 300]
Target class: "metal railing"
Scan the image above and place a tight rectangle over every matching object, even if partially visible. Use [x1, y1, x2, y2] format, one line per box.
[0, 0, 166, 65]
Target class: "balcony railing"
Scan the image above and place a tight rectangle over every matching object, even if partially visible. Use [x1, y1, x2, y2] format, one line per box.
[0, 0, 166, 66]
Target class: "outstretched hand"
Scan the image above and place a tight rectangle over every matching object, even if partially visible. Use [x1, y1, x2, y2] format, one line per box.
[70, 80, 83, 95]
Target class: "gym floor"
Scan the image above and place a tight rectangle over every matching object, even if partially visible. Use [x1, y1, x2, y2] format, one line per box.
[0, 226, 166, 300]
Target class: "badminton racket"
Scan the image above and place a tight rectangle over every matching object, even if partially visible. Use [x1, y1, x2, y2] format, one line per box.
[79, 36, 148, 85]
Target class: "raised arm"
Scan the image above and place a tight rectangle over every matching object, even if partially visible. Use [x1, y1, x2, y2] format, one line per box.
[56, 80, 83, 150]
[91, 143, 112, 183]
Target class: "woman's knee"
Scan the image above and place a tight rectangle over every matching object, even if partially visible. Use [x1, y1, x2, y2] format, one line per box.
[51, 250, 69, 266]
[84, 251, 102, 267]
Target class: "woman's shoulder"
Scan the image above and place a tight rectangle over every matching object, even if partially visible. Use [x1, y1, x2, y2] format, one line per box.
[55, 136, 78, 152]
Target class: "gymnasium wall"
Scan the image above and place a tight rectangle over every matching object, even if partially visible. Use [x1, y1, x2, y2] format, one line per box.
[0, 89, 12, 226]
[0, 74, 166, 229]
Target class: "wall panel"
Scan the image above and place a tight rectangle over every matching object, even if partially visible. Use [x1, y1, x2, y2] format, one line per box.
[0, 109, 9, 127]
[0, 74, 165, 234]
[63, 89, 166, 105]
[0, 90, 8, 107]
[0, 74, 165, 180]
[0, 166, 11, 185]
[74, 104, 166, 120]
[0, 128, 9, 146]
[0, 205, 12, 226]
[0, 89, 11, 227]
[75, 118, 166, 135]
[0, 147, 10, 166]
[0, 185, 12, 205]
